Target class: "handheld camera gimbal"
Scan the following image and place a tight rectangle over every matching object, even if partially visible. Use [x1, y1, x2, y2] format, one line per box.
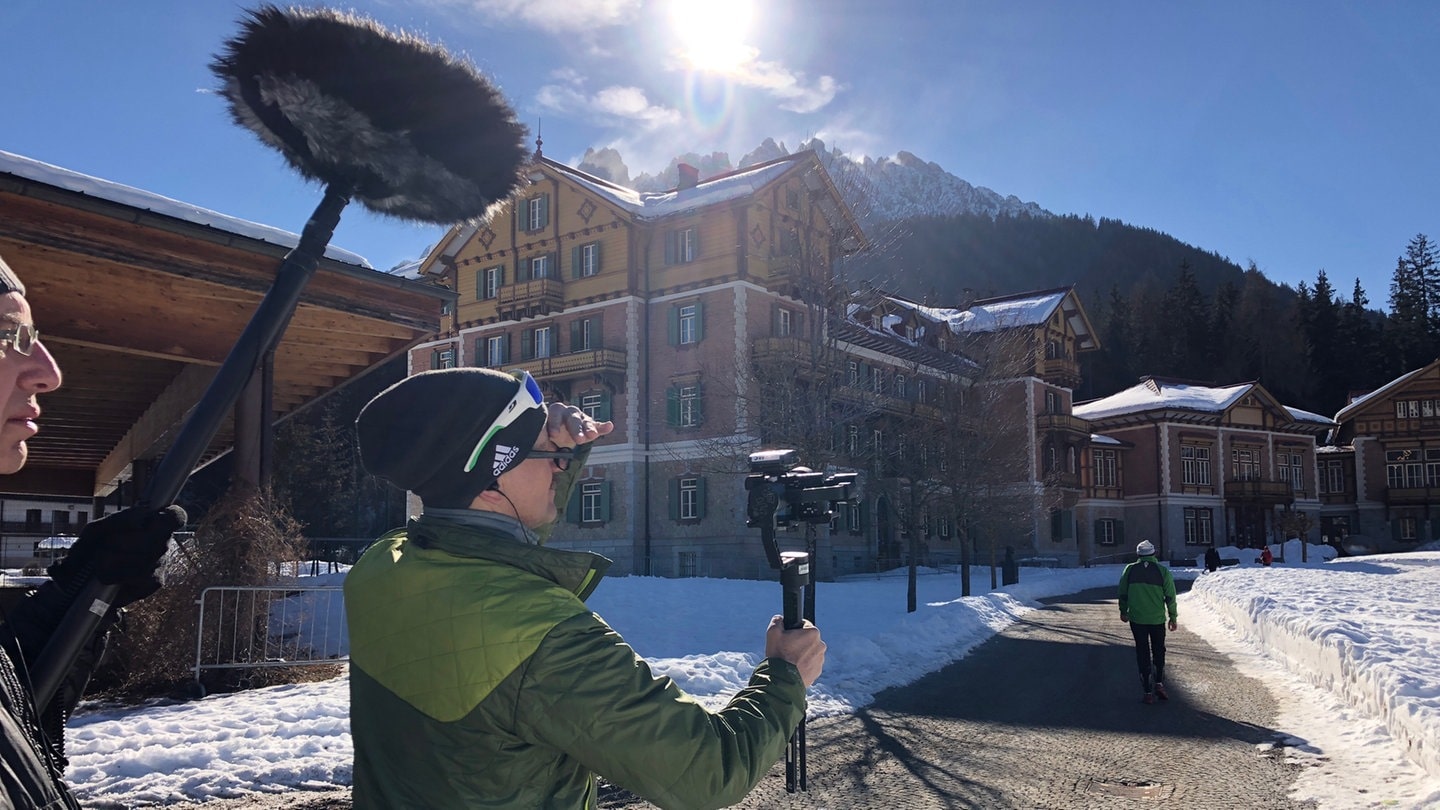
[744, 449, 856, 792]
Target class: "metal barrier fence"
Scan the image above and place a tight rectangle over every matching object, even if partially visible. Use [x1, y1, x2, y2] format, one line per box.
[193, 585, 348, 693]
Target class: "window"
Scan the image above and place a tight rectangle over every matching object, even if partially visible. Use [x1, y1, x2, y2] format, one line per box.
[579, 391, 610, 421]
[916, 379, 927, 404]
[777, 308, 792, 337]
[848, 361, 860, 387]
[530, 254, 553, 280]
[484, 335, 507, 367]
[895, 374, 907, 398]
[667, 383, 703, 428]
[525, 195, 549, 231]
[578, 242, 601, 277]
[871, 429, 884, 456]
[480, 266, 503, 300]
[785, 188, 800, 210]
[432, 347, 455, 369]
[524, 326, 554, 359]
[1399, 516, 1418, 541]
[1096, 518, 1117, 546]
[872, 368, 884, 394]
[677, 551, 698, 578]
[679, 385, 700, 427]
[848, 501, 862, 534]
[1323, 459, 1346, 494]
[1181, 445, 1211, 486]
[581, 482, 604, 523]
[1279, 451, 1304, 490]
[1094, 448, 1118, 488]
[1428, 449, 1440, 487]
[1387, 449, 1423, 489]
[571, 317, 598, 352]
[1184, 507, 1213, 545]
[666, 227, 698, 264]
[669, 302, 704, 345]
[1232, 447, 1261, 481]
[669, 476, 706, 522]
[679, 478, 700, 520]
[847, 425, 859, 455]
[1045, 390, 1058, 413]
[937, 516, 952, 538]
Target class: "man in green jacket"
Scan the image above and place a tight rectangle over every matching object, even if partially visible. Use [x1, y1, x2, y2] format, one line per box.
[1117, 539, 1178, 704]
[346, 367, 826, 809]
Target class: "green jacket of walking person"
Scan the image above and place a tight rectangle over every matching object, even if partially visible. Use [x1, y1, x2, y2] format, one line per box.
[1118, 544, 1178, 625]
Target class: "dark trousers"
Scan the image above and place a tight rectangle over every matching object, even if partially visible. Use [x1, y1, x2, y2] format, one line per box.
[1130, 622, 1167, 690]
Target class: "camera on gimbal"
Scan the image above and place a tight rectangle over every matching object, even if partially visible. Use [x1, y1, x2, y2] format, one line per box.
[744, 449, 855, 793]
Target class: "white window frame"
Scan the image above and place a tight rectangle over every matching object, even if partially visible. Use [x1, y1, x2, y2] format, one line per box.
[679, 385, 700, 427]
[1182, 445, 1211, 486]
[482, 267, 502, 299]
[527, 197, 545, 231]
[531, 254, 552, 280]
[679, 477, 700, 520]
[1097, 518, 1117, 546]
[580, 392, 604, 420]
[678, 304, 698, 345]
[580, 482, 604, 524]
[580, 242, 600, 277]
[778, 308, 793, 336]
[533, 326, 554, 358]
[485, 336, 505, 367]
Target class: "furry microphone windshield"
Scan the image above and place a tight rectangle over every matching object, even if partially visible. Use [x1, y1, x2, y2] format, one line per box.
[211, 4, 529, 223]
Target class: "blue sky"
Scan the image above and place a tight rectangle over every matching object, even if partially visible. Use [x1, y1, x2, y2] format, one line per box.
[3, 1, 1438, 306]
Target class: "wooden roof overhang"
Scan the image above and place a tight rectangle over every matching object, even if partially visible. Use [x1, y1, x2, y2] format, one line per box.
[0, 169, 453, 498]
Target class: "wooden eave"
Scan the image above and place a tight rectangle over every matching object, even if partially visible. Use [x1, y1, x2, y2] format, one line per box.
[0, 171, 453, 498]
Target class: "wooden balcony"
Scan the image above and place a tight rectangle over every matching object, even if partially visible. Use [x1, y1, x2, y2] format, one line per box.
[1384, 486, 1440, 506]
[496, 278, 565, 320]
[751, 336, 817, 371]
[1224, 478, 1295, 505]
[1039, 357, 1082, 388]
[508, 348, 627, 383]
[1035, 412, 1091, 439]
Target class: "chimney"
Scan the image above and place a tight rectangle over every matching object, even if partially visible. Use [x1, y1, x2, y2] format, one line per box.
[677, 163, 699, 190]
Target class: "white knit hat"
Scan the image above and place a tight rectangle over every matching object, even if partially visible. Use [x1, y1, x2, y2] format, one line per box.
[1136, 540, 1156, 556]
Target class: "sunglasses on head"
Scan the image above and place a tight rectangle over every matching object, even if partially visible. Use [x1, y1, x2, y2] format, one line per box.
[464, 370, 546, 473]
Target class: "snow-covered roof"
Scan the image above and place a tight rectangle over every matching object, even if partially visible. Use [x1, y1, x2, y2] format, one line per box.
[548, 154, 802, 219]
[1074, 379, 1252, 420]
[946, 290, 1067, 335]
[1333, 362, 1432, 422]
[1286, 406, 1334, 426]
[0, 149, 371, 267]
[1090, 433, 1123, 445]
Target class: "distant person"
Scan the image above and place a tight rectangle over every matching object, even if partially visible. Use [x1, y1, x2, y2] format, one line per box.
[1204, 546, 1221, 573]
[345, 367, 826, 809]
[1117, 539, 1178, 704]
[1260, 546, 1274, 566]
[0, 252, 185, 808]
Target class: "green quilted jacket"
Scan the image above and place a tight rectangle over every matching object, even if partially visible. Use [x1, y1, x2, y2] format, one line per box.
[1117, 556, 1178, 625]
[345, 468, 806, 809]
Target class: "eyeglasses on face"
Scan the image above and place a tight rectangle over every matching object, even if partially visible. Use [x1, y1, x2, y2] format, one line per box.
[0, 323, 39, 356]
[526, 448, 575, 472]
[463, 370, 546, 473]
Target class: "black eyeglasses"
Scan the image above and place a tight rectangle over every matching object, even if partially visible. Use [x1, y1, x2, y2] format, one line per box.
[527, 448, 575, 472]
[0, 323, 39, 356]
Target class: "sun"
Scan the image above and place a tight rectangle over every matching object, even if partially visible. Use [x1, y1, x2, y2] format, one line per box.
[669, 0, 756, 74]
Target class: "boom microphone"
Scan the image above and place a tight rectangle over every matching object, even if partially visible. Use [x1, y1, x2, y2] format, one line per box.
[31, 4, 529, 711]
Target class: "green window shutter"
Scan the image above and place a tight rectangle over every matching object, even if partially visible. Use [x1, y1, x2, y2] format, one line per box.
[691, 228, 700, 258]
[521, 330, 533, 360]
[592, 313, 603, 349]
[666, 385, 680, 427]
[669, 478, 680, 520]
[796, 310, 805, 337]
[600, 481, 612, 522]
[1093, 519, 1102, 543]
[694, 300, 705, 342]
[517, 258, 529, 282]
[594, 241, 603, 274]
[772, 304, 780, 336]
[694, 382, 705, 426]
[539, 194, 549, 229]
[570, 320, 582, 352]
[664, 231, 676, 265]
[1392, 520, 1403, 541]
[476, 269, 484, 300]
[566, 485, 581, 524]
[697, 477, 707, 519]
[1116, 521, 1125, 545]
[499, 266, 506, 287]
[667, 306, 679, 345]
[430, 350, 440, 370]
[571, 245, 582, 280]
[498, 334, 510, 364]
[597, 391, 612, 421]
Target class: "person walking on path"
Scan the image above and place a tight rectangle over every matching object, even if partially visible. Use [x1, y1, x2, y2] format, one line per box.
[1204, 546, 1221, 573]
[1260, 546, 1274, 566]
[1118, 540, 1178, 704]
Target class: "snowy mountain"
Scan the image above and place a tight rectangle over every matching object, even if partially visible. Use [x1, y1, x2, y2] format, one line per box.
[576, 138, 1049, 224]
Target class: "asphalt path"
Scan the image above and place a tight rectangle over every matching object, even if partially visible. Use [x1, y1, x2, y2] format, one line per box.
[192, 584, 1315, 809]
[602, 583, 1315, 809]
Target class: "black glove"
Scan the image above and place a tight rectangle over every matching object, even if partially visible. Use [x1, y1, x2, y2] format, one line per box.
[47, 505, 187, 610]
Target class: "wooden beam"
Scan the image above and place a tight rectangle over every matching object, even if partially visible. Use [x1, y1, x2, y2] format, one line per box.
[94, 364, 217, 495]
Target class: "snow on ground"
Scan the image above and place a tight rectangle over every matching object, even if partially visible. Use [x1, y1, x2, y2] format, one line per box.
[29, 543, 1440, 807]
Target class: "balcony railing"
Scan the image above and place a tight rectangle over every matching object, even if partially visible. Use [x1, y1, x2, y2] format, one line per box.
[1039, 357, 1081, 386]
[508, 348, 627, 381]
[1035, 412, 1090, 436]
[1383, 486, 1440, 506]
[1224, 478, 1295, 504]
[496, 278, 564, 319]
